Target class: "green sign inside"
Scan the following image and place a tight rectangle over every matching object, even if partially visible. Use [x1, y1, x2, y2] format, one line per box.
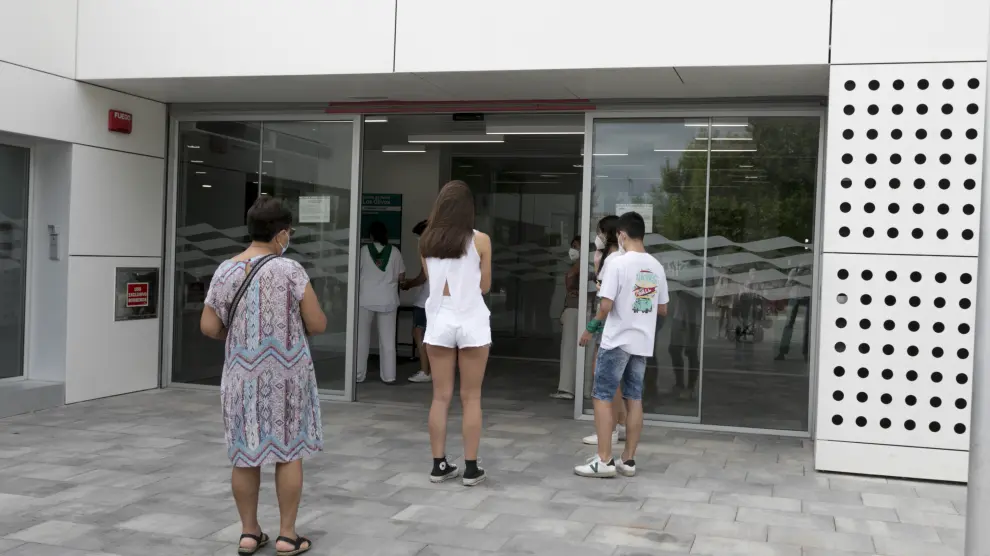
[361, 193, 402, 246]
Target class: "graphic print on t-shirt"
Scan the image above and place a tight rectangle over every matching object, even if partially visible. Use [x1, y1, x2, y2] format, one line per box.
[632, 269, 659, 314]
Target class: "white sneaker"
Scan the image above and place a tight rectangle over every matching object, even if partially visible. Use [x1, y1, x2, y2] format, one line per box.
[616, 458, 637, 477]
[574, 454, 616, 478]
[550, 390, 574, 400]
[616, 424, 627, 442]
[582, 429, 619, 445]
[408, 371, 432, 383]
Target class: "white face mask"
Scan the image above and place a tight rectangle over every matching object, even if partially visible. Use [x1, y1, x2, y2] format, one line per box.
[568, 248, 580, 261]
[276, 232, 290, 256]
[594, 235, 605, 250]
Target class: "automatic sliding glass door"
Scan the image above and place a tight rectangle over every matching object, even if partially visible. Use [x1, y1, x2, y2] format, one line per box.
[577, 113, 821, 431]
[170, 117, 361, 398]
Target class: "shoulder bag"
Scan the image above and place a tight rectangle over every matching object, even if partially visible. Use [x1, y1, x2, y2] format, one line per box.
[223, 254, 277, 329]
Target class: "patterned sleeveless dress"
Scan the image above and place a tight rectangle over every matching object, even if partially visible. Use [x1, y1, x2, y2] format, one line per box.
[205, 255, 323, 467]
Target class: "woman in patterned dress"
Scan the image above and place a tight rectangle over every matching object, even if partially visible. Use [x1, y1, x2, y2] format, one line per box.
[201, 196, 326, 556]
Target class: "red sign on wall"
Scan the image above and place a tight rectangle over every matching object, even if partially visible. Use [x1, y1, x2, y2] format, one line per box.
[108, 110, 133, 134]
[126, 282, 150, 308]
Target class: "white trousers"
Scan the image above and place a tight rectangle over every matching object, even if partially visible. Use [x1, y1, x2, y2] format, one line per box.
[558, 308, 578, 394]
[357, 308, 397, 383]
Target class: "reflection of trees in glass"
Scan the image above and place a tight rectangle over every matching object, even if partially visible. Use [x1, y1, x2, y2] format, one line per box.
[650, 119, 819, 243]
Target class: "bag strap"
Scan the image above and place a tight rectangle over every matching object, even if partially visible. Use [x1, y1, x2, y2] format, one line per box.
[224, 254, 277, 329]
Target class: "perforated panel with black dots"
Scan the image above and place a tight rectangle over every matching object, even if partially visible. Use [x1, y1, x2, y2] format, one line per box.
[817, 253, 976, 450]
[824, 63, 985, 257]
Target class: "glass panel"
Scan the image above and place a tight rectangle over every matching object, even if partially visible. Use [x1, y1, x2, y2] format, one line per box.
[582, 119, 709, 420]
[171, 121, 262, 385]
[451, 157, 582, 361]
[262, 122, 354, 392]
[701, 116, 820, 430]
[0, 144, 30, 379]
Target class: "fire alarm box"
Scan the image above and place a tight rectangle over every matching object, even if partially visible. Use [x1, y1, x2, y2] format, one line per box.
[108, 110, 133, 134]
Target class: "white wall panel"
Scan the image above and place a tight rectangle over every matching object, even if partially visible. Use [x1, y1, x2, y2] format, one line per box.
[395, 0, 830, 73]
[823, 64, 986, 256]
[76, 0, 396, 80]
[832, 0, 990, 65]
[0, 0, 78, 78]
[68, 145, 165, 257]
[0, 61, 166, 158]
[65, 256, 159, 403]
[27, 144, 73, 383]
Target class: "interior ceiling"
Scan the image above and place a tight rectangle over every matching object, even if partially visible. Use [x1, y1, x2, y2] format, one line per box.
[90, 65, 829, 104]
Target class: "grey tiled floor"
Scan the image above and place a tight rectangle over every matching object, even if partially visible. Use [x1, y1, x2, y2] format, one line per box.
[0, 389, 967, 555]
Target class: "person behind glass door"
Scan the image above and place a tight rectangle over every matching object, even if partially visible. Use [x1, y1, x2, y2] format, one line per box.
[581, 215, 628, 446]
[552, 235, 583, 400]
[357, 221, 405, 384]
[401, 219, 431, 383]
[200, 196, 326, 555]
[776, 266, 810, 361]
[420, 180, 492, 486]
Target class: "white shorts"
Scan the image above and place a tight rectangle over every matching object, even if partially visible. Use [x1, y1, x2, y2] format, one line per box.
[423, 301, 491, 349]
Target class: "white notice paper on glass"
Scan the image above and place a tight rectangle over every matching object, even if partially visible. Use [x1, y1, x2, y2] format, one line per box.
[299, 196, 331, 223]
[615, 203, 653, 230]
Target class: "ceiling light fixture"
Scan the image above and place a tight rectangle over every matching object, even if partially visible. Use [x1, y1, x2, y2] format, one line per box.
[573, 164, 583, 168]
[382, 144, 426, 153]
[186, 145, 200, 149]
[263, 160, 273, 164]
[201, 184, 212, 188]
[189, 160, 203, 163]
[713, 149, 757, 153]
[195, 171, 206, 175]
[592, 153, 628, 157]
[654, 149, 706, 152]
[709, 137, 753, 141]
[365, 116, 389, 123]
[485, 123, 584, 135]
[408, 134, 504, 144]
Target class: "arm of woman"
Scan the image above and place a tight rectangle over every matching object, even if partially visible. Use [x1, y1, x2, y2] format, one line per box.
[299, 283, 327, 335]
[200, 306, 226, 340]
[475, 232, 492, 294]
[201, 264, 228, 340]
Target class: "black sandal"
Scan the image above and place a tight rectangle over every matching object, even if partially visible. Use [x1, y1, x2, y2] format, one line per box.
[237, 532, 269, 555]
[276, 535, 312, 556]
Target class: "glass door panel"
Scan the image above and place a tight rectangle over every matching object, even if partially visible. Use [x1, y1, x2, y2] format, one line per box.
[582, 119, 709, 421]
[0, 144, 30, 379]
[171, 121, 262, 386]
[700, 116, 820, 430]
[261, 121, 356, 393]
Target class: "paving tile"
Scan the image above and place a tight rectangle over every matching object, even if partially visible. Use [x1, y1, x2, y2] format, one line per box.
[551, 489, 647, 510]
[0, 540, 24, 553]
[736, 508, 835, 532]
[641, 498, 737, 521]
[690, 535, 802, 556]
[830, 477, 919, 497]
[834, 516, 940, 542]
[398, 523, 508, 552]
[0, 544, 116, 556]
[633, 483, 712, 502]
[115, 512, 225, 539]
[7, 520, 101, 547]
[567, 505, 670, 529]
[474, 496, 579, 519]
[768, 525, 875, 552]
[586, 524, 693, 551]
[896, 508, 966, 530]
[687, 477, 773, 496]
[862, 493, 958, 514]
[803, 501, 900, 522]
[484, 513, 594, 538]
[500, 532, 617, 556]
[872, 535, 962, 556]
[711, 492, 802, 512]
[664, 514, 766, 541]
[391, 504, 496, 529]
[773, 485, 864, 505]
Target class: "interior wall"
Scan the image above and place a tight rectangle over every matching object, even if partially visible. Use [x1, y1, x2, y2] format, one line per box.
[27, 143, 72, 383]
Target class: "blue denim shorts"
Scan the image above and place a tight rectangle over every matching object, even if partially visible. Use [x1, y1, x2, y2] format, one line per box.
[592, 346, 646, 401]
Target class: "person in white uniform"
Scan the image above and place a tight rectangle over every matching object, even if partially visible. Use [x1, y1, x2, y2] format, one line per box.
[401, 220, 431, 383]
[419, 180, 492, 487]
[357, 221, 405, 384]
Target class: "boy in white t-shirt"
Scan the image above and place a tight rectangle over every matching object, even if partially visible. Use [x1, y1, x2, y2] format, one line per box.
[575, 212, 668, 478]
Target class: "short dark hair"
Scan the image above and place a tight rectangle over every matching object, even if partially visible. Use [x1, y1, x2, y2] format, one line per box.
[246, 196, 292, 242]
[368, 221, 389, 244]
[412, 220, 428, 235]
[421, 180, 475, 259]
[617, 211, 646, 240]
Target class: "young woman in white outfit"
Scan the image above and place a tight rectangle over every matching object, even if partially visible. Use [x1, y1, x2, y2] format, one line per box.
[419, 181, 492, 486]
[357, 221, 405, 384]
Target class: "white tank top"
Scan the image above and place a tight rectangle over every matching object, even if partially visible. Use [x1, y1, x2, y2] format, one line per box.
[424, 230, 490, 318]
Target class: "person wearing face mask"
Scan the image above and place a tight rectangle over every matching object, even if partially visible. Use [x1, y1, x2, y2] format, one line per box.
[200, 196, 327, 556]
[357, 220, 406, 384]
[580, 215, 628, 446]
[401, 220, 431, 383]
[552, 236, 584, 400]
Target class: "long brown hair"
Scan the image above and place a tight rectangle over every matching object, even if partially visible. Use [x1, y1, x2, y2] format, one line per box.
[420, 180, 475, 259]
